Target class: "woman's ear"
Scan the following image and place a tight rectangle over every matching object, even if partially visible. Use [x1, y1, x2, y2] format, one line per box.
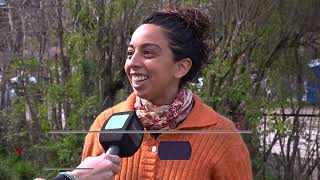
[174, 58, 192, 78]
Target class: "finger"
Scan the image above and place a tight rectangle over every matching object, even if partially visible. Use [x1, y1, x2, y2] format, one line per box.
[104, 171, 115, 178]
[102, 155, 121, 175]
[105, 154, 121, 165]
[112, 163, 121, 175]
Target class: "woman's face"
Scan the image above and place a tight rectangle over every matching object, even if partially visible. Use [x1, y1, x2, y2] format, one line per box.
[125, 24, 181, 105]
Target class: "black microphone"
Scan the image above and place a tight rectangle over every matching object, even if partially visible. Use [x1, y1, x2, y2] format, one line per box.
[99, 111, 144, 158]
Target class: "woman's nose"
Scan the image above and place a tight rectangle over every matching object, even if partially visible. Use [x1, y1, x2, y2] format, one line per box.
[130, 52, 143, 67]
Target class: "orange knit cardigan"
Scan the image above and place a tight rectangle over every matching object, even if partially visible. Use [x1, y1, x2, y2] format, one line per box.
[82, 93, 252, 180]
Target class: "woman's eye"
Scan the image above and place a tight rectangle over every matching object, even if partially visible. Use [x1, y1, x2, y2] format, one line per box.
[144, 50, 155, 58]
[127, 50, 134, 59]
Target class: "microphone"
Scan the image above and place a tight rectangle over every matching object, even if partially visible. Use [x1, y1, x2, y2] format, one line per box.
[99, 111, 144, 158]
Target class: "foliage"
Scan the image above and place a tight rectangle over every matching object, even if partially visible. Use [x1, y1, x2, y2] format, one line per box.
[0, 145, 37, 180]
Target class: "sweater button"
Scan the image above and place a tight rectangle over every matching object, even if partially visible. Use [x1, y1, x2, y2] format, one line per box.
[152, 146, 157, 152]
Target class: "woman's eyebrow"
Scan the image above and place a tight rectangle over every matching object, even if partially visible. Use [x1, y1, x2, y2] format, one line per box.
[141, 43, 161, 51]
[128, 43, 162, 52]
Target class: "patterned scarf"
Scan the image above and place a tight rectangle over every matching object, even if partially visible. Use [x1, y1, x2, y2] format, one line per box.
[134, 88, 194, 130]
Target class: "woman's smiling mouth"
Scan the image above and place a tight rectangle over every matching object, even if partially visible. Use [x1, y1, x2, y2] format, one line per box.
[132, 74, 149, 82]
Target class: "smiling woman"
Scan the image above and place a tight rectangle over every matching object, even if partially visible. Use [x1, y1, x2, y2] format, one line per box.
[80, 7, 253, 180]
[125, 23, 187, 106]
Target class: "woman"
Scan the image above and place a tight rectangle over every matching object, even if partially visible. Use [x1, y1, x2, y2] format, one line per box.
[81, 7, 252, 180]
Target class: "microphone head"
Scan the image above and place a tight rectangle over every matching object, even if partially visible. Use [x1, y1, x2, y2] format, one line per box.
[99, 111, 144, 157]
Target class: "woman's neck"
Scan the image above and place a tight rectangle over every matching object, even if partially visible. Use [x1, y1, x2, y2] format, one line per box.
[148, 89, 180, 106]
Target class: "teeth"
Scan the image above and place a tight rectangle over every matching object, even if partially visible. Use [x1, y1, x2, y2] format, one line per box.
[132, 75, 148, 82]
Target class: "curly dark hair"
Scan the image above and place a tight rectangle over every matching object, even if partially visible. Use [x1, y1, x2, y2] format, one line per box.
[142, 7, 210, 87]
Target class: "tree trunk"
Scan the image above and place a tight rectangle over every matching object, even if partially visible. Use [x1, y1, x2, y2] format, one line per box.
[56, 0, 71, 127]
[96, 0, 115, 109]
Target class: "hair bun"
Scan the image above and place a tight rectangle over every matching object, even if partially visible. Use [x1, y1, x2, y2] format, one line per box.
[163, 7, 210, 41]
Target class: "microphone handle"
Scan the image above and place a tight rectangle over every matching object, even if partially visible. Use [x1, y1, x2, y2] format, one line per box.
[106, 145, 120, 155]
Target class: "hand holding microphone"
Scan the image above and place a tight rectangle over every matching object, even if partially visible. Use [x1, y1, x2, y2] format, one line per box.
[72, 111, 144, 180]
[70, 153, 120, 180]
[45, 111, 143, 180]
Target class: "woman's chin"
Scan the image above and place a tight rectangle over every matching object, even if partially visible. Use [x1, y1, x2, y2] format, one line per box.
[133, 89, 150, 100]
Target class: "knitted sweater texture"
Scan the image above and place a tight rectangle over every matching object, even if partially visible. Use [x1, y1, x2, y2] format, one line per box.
[82, 93, 252, 180]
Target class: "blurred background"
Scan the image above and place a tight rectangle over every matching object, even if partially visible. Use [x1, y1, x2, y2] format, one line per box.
[0, 0, 319, 179]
